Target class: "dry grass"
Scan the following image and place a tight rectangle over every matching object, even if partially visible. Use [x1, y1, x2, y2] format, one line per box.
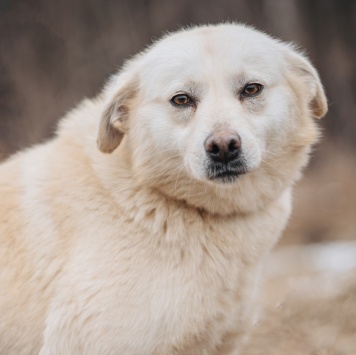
[245, 275, 356, 354]
[244, 244, 356, 354]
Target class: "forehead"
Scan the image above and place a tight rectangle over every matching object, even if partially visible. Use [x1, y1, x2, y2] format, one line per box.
[139, 25, 285, 91]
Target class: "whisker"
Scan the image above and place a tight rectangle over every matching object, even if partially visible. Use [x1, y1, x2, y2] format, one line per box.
[261, 158, 278, 170]
[164, 163, 185, 185]
[263, 149, 289, 162]
[174, 165, 185, 193]
[151, 153, 183, 170]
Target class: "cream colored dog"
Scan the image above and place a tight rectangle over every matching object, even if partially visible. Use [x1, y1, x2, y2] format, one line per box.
[0, 23, 327, 354]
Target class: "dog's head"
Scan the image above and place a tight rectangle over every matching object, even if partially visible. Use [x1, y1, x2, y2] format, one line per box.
[97, 24, 327, 214]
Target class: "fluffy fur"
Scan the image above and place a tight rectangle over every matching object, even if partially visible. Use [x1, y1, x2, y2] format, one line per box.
[0, 23, 327, 354]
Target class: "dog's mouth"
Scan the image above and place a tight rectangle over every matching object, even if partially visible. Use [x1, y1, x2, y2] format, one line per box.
[206, 161, 248, 184]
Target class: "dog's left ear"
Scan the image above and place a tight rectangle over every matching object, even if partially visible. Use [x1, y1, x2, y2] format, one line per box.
[284, 48, 328, 119]
[97, 77, 137, 153]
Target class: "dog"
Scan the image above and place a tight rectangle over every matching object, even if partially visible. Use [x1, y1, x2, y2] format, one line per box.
[0, 23, 327, 354]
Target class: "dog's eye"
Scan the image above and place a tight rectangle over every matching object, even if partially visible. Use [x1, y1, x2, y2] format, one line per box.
[170, 94, 193, 107]
[241, 83, 263, 97]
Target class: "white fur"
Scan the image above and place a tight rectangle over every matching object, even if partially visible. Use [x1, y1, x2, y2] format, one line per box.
[0, 23, 326, 354]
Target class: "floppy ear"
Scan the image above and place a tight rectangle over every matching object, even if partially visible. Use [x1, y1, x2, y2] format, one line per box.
[285, 48, 328, 119]
[97, 78, 137, 153]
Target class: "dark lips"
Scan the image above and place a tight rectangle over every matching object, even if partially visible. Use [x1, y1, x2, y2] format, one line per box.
[206, 161, 248, 183]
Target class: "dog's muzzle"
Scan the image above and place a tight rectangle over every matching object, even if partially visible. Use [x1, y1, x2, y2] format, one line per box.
[204, 131, 248, 183]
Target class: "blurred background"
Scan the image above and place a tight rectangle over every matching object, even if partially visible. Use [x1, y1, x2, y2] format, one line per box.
[0, 0, 355, 353]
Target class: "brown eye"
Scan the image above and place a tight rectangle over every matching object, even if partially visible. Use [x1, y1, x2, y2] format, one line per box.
[170, 94, 193, 107]
[241, 83, 263, 97]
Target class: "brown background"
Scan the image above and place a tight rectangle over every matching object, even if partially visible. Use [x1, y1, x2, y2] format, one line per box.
[1, 1, 356, 353]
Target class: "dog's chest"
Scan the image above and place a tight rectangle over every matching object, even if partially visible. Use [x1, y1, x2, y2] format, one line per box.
[112, 250, 243, 353]
[63, 205, 274, 353]
[107, 213, 259, 351]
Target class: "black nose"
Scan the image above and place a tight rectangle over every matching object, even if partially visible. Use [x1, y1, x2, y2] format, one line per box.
[204, 132, 241, 163]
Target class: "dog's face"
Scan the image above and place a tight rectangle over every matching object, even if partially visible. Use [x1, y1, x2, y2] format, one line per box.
[97, 24, 327, 214]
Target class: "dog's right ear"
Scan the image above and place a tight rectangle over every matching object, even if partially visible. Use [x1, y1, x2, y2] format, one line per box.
[97, 77, 137, 153]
